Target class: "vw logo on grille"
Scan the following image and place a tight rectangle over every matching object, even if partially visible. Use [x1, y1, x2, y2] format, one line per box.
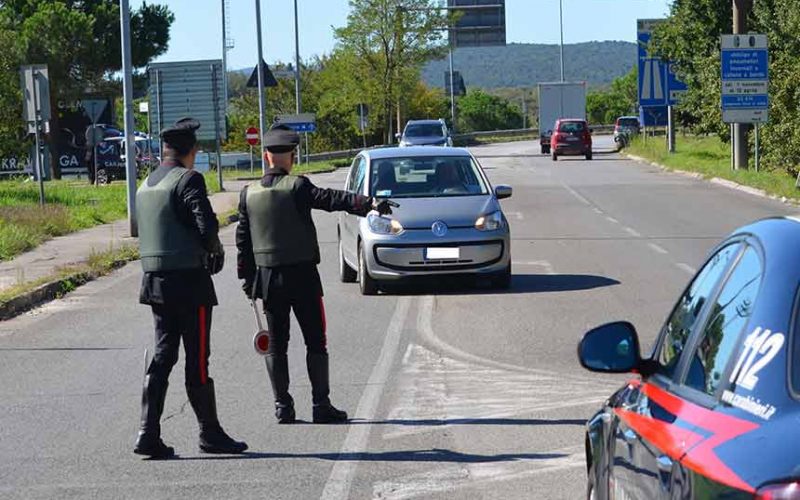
[431, 221, 448, 237]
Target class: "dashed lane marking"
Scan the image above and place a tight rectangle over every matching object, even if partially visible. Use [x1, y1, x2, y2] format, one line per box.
[511, 260, 555, 275]
[648, 243, 669, 255]
[560, 182, 592, 206]
[320, 297, 413, 500]
[676, 263, 697, 275]
[623, 227, 642, 238]
[605, 216, 619, 224]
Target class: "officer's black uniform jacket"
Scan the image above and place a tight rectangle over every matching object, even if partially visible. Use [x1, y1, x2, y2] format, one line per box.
[236, 168, 372, 299]
[139, 160, 220, 306]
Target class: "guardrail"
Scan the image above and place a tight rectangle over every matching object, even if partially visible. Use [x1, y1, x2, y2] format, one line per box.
[222, 125, 617, 168]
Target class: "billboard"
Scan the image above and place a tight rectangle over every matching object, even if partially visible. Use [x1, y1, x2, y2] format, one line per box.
[447, 0, 506, 48]
[147, 60, 226, 142]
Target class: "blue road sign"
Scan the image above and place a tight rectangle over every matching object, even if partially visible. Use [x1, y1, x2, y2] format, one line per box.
[637, 19, 687, 108]
[721, 34, 769, 123]
[285, 123, 316, 133]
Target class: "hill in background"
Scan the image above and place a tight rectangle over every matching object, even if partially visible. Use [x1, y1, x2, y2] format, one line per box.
[421, 41, 636, 90]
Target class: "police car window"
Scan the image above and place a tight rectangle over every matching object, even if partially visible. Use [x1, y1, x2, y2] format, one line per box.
[684, 246, 762, 395]
[656, 243, 741, 379]
[354, 157, 367, 194]
[346, 157, 361, 191]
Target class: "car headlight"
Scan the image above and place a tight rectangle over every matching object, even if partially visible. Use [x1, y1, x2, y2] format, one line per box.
[368, 213, 404, 235]
[475, 211, 504, 231]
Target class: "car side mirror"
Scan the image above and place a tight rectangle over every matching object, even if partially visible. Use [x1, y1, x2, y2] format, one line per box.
[578, 321, 642, 373]
[495, 185, 512, 200]
[227, 213, 240, 224]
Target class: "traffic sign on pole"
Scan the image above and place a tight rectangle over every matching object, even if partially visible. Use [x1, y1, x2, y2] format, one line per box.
[245, 127, 260, 146]
[274, 113, 317, 133]
[637, 19, 686, 107]
[721, 34, 769, 124]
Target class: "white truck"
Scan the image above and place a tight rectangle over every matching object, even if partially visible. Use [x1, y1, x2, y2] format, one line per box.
[537, 82, 587, 154]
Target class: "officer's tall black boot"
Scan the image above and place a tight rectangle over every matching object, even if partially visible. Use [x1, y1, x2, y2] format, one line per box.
[134, 375, 175, 458]
[307, 352, 348, 423]
[265, 354, 295, 423]
[186, 378, 248, 454]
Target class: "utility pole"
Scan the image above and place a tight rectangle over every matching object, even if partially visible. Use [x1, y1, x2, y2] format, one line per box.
[732, 0, 752, 169]
[254, 0, 267, 172]
[293, 0, 307, 164]
[559, 0, 565, 82]
[120, 0, 137, 237]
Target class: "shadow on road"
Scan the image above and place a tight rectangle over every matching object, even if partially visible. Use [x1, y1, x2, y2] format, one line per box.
[382, 273, 619, 296]
[174, 448, 569, 463]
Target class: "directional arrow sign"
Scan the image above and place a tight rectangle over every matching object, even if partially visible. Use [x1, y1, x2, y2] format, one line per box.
[275, 113, 317, 133]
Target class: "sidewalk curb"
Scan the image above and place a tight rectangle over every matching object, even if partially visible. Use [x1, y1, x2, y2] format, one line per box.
[624, 153, 799, 207]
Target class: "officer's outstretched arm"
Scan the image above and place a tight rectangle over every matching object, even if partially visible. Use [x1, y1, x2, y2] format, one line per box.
[300, 177, 372, 216]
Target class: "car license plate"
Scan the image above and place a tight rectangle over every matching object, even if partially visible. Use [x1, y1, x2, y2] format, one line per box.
[426, 247, 459, 260]
[566, 136, 579, 142]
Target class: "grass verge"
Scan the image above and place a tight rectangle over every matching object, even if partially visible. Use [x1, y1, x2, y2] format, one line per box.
[0, 244, 139, 318]
[626, 136, 800, 202]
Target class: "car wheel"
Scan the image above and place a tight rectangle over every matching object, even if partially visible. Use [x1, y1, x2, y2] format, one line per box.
[358, 244, 378, 296]
[95, 168, 108, 185]
[339, 237, 357, 283]
[551, 152, 558, 162]
[491, 263, 512, 290]
[585, 151, 593, 161]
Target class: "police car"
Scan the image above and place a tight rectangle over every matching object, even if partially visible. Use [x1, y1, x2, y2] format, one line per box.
[578, 217, 800, 499]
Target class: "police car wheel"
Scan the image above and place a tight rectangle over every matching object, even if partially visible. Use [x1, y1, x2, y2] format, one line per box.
[95, 169, 108, 185]
[358, 245, 378, 296]
[339, 238, 357, 283]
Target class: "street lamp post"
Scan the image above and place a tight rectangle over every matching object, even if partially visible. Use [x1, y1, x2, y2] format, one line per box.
[559, 0, 565, 82]
[254, 0, 267, 172]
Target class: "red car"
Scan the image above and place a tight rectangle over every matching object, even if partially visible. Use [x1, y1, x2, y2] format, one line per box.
[550, 119, 592, 161]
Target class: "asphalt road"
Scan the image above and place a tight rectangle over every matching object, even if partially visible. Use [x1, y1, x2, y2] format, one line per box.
[0, 138, 793, 499]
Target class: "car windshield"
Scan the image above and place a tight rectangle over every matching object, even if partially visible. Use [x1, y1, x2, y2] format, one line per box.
[370, 155, 488, 198]
[404, 124, 444, 137]
[618, 118, 639, 128]
[558, 121, 586, 133]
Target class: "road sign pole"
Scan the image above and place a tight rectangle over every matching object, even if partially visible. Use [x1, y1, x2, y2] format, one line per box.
[250, 145, 254, 174]
[755, 123, 760, 172]
[448, 46, 456, 133]
[211, 64, 224, 191]
[732, 0, 752, 170]
[120, 0, 138, 236]
[559, 0, 565, 82]
[254, 0, 268, 173]
[667, 105, 675, 153]
[31, 70, 45, 206]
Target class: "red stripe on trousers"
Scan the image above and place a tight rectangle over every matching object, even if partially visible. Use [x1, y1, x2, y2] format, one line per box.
[319, 297, 327, 347]
[198, 305, 208, 384]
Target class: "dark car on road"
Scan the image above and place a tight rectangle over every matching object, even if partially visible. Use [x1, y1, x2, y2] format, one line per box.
[578, 216, 800, 499]
[551, 119, 592, 161]
[397, 119, 453, 147]
[613, 116, 640, 150]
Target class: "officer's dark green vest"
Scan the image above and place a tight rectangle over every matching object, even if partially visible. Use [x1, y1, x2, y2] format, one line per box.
[136, 167, 206, 272]
[246, 175, 319, 267]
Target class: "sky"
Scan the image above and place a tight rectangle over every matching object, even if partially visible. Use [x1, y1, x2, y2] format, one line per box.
[143, 0, 672, 70]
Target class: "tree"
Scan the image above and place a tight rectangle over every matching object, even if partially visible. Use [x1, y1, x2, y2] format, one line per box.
[0, 1, 174, 175]
[456, 89, 522, 132]
[334, 0, 448, 143]
[587, 67, 638, 124]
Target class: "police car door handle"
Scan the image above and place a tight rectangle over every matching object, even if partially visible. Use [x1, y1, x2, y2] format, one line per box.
[656, 455, 673, 473]
[622, 428, 638, 444]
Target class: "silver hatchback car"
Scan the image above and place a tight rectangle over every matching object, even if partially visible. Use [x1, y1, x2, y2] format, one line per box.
[337, 146, 512, 295]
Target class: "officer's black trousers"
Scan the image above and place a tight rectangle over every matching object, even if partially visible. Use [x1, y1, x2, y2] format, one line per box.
[147, 304, 213, 387]
[263, 292, 330, 405]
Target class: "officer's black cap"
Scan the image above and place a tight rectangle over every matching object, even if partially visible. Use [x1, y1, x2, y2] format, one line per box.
[264, 124, 300, 153]
[160, 117, 200, 151]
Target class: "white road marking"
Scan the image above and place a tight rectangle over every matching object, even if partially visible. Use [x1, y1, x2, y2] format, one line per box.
[560, 182, 591, 206]
[623, 227, 642, 238]
[383, 343, 607, 440]
[648, 243, 669, 255]
[372, 445, 586, 500]
[676, 263, 697, 275]
[506, 211, 525, 220]
[320, 296, 412, 500]
[605, 216, 619, 224]
[511, 260, 555, 275]
[592, 207, 603, 215]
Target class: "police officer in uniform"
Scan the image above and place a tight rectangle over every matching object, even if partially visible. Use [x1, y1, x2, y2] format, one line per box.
[134, 118, 247, 458]
[236, 125, 392, 424]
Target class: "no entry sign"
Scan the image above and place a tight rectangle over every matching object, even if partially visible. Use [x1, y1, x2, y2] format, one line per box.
[245, 127, 260, 146]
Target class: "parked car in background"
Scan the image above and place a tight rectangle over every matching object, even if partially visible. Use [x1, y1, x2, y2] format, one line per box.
[550, 119, 592, 161]
[579, 216, 800, 500]
[613, 116, 640, 150]
[338, 146, 512, 295]
[397, 119, 453, 147]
